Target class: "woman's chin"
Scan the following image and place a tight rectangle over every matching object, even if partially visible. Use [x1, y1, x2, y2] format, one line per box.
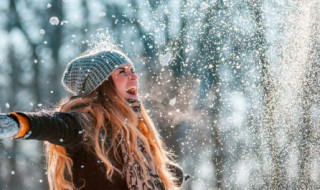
[125, 94, 139, 100]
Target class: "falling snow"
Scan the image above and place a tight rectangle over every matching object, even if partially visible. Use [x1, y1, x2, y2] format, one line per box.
[0, 0, 320, 189]
[49, 17, 60, 25]
[160, 52, 172, 67]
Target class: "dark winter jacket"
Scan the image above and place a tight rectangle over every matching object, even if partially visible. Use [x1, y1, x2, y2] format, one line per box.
[11, 112, 185, 190]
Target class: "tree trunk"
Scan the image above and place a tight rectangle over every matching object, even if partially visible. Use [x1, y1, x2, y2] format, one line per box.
[251, 0, 285, 188]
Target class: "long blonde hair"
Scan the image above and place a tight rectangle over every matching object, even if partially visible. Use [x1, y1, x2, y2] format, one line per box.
[45, 78, 179, 190]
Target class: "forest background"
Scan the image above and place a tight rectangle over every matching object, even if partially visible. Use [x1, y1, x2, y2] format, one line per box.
[0, 0, 319, 189]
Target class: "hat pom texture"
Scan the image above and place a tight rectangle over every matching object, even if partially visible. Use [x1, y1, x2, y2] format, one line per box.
[62, 50, 134, 95]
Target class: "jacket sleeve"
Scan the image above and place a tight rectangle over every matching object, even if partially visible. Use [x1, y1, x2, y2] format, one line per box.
[11, 112, 89, 149]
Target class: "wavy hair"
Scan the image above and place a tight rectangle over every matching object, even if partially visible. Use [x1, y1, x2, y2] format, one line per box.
[45, 78, 179, 190]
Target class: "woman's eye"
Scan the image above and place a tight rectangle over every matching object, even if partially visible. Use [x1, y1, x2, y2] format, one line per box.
[131, 70, 135, 73]
[119, 70, 125, 73]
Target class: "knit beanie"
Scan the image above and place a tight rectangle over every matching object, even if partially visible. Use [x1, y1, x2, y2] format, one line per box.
[62, 50, 134, 95]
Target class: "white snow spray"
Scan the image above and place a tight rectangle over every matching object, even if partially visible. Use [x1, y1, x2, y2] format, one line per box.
[256, 0, 320, 189]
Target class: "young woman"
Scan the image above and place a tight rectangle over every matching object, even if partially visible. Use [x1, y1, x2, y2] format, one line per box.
[0, 48, 188, 190]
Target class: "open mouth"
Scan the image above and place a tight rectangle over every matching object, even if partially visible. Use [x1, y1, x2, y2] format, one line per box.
[126, 87, 137, 95]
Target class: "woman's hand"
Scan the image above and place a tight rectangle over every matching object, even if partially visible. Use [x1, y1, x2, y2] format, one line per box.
[0, 115, 19, 139]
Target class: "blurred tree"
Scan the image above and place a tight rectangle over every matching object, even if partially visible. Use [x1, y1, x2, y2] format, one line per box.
[46, 0, 64, 103]
[197, 1, 226, 188]
[298, 2, 320, 189]
[251, 0, 285, 188]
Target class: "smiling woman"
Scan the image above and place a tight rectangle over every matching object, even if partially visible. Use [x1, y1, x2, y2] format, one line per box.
[0, 47, 188, 190]
[111, 64, 139, 100]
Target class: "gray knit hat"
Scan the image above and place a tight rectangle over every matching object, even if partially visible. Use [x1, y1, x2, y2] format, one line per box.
[62, 50, 134, 95]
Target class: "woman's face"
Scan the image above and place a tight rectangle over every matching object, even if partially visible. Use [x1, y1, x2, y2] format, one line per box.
[111, 64, 139, 100]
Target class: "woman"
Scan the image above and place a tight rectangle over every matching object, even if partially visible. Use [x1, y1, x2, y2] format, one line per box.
[0, 48, 188, 190]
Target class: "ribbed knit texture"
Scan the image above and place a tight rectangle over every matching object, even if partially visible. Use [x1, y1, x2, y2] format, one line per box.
[62, 50, 134, 95]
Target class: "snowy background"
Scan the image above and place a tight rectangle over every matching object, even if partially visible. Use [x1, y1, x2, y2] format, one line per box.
[0, 0, 320, 189]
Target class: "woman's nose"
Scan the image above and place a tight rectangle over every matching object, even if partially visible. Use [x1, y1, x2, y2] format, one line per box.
[129, 73, 138, 80]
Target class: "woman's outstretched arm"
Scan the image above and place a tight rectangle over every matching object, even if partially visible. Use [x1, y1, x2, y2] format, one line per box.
[0, 112, 87, 148]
